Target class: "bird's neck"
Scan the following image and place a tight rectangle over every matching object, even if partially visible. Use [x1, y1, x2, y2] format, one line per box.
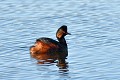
[57, 37, 67, 47]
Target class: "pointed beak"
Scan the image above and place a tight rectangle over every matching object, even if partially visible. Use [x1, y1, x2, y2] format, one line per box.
[66, 32, 71, 35]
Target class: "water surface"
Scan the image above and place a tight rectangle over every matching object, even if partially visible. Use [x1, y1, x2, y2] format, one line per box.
[0, 0, 120, 80]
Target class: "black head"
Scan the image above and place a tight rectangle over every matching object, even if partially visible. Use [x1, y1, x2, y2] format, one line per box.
[56, 25, 71, 39]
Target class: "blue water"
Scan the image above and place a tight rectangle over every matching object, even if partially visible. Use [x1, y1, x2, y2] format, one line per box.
[0, 0, 120, 80]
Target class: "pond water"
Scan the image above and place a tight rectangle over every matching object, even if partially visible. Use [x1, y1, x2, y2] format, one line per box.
[0, 0, 120, 80]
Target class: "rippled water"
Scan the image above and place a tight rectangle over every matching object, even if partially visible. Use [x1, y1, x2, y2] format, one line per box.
[0, 0, 120, 80]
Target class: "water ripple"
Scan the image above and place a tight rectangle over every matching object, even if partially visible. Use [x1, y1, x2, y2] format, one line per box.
[0, 0, 120, 80]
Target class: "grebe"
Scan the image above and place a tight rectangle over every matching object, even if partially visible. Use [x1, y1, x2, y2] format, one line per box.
[30, 25, 70, 64]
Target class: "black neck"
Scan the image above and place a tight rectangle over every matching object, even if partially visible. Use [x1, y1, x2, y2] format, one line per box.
[57, 37, 67, 47]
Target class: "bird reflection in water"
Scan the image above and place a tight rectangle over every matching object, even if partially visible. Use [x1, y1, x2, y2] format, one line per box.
[36, 58, 69, 72]
[57, 59, 69, 72]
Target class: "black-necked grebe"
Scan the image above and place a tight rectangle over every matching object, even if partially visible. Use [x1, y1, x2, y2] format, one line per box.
[30, 25, 70, 63]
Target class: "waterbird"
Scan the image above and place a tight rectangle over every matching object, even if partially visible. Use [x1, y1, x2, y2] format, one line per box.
[30, 25, 70, 64]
